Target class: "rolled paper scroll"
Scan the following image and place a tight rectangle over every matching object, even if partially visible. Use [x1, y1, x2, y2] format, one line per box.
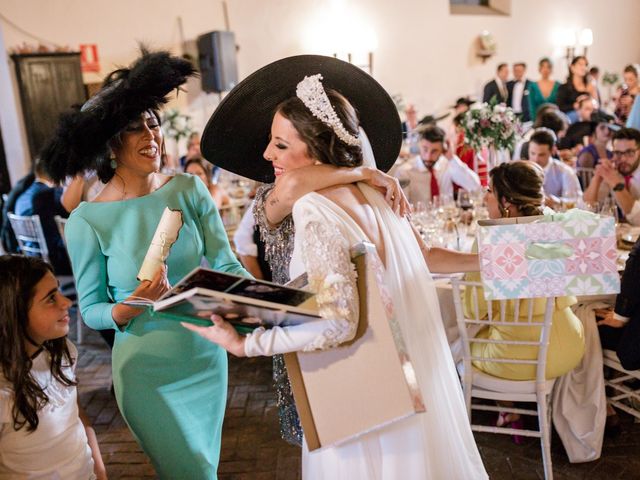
[137, 207, 184, 281]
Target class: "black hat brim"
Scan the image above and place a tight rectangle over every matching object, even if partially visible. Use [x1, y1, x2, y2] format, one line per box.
[201, 55, 401, 183]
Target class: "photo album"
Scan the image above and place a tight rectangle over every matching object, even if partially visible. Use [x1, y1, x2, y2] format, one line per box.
[124, 268, 320, 332]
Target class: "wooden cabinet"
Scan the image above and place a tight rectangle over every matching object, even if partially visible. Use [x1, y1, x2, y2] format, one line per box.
[11, 53, 86, 159]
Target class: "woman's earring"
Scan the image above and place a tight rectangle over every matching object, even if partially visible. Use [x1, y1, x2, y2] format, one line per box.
[110, 151, 117, 169]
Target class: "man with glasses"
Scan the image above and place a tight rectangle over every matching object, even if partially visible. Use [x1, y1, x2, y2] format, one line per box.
[584, 127, 640, 225]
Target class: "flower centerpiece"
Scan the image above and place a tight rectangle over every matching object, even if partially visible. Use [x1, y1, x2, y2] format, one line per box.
[461, 100, 521, 169]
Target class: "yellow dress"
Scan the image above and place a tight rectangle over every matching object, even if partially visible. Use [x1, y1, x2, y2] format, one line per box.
[463, 270, 585, 380]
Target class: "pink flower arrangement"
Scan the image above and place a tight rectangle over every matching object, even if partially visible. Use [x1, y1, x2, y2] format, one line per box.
[462, 100, 521, 152]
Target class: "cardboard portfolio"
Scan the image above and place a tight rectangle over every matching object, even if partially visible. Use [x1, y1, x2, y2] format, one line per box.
[477, 210, 620, 300]
[284, 242, 425, 451]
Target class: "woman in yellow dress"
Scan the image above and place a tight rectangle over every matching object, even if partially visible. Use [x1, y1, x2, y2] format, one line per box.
[463, 161, 585, 427]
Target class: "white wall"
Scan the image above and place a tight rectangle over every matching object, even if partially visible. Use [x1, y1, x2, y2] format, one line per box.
[2, 0, 639, 178]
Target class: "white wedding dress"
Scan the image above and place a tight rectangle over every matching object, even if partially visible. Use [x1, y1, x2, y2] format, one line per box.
[244, 181, 488, 480]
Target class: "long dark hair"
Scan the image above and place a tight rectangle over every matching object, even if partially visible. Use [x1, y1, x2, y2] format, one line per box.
[276, 89, 363, 167]
[567, 55, 588, 89]
[0, 255, 76, 431]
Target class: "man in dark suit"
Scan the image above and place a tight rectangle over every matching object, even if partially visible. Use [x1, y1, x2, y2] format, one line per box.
[482, 63, 509, 104]
[507, 62, 532, 122]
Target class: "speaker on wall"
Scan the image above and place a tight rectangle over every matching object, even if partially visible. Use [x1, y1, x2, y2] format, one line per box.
[197, 31, 238, 93]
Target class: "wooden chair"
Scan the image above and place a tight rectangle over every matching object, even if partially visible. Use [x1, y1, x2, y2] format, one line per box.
[602, 349, 640, 421]
[451, 278, 556, 480]
[8, 213, 82, 343]
[576, 167, 595, 190]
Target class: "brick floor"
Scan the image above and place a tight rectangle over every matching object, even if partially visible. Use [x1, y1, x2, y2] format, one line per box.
[73, 319, 640, 480]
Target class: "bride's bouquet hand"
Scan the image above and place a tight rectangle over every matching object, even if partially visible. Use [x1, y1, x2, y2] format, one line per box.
[181, 315, 247, 357]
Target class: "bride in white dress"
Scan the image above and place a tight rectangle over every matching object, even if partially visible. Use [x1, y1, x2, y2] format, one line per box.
[190, 56, 488, 479]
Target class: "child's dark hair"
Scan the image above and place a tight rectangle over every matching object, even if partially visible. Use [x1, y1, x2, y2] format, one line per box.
[0, 255, 76, 431]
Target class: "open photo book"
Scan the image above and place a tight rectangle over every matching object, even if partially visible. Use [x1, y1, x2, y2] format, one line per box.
[124, 268, 320, 332]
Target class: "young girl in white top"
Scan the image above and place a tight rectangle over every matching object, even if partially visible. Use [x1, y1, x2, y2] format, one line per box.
[0, 255, 106, 479]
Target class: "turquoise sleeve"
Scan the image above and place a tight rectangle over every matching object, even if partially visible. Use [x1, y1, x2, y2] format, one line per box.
[190, 176, 251, 278]
[65, 214, 119, 330]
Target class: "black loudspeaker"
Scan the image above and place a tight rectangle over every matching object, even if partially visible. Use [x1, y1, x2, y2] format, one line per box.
[197, 31, 238, 93]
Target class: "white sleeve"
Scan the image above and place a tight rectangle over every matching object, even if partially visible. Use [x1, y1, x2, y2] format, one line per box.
[625, 199, 640, 226]
[233, 201, 258, 257]
[244, 204, 359, 356]
[562, 164, 582, 197]
[447, 155, 482, 192]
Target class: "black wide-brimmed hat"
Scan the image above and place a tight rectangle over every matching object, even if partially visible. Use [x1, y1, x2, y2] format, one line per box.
[41, 49, 196, 183]
[201, 55, 401, 183]
[450, 96, 475, 109]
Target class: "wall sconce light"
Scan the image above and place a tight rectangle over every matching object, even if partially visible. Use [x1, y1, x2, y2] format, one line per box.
[476, 31, 497, 63]
[563, 28, 593, 64]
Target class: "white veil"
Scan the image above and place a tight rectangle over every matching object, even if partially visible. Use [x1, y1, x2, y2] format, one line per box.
[358, 127, 377, 169]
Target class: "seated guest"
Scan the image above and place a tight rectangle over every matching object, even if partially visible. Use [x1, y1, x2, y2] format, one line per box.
[584, 127, 640, 225]
[597, 235, 640, 370]
[507, 62, 532, 122]
[184, 157, 231, 209]
[613, 64, 639, 125]
[178, 131, 202, 168]
[463, 161, 585, 427]
[576, 112, 615, 168]
[528, 129, 582, 202]
[14, 158, 71, 275]
[401, 103, 419, 140]
[567, 94, 597, 124]
[394, 125, 481, 206]
[451, 96, 474, 116]
[517, 106, 569, 160]
[61, 172, 105, 213]
[556, 56, 596, 113]
[483, 63, 509, 104]
[528, 58, 561, 118]
[1, 172, 35, 253]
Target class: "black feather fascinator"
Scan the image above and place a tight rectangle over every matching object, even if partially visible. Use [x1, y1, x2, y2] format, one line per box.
[41, 48, 196, 183]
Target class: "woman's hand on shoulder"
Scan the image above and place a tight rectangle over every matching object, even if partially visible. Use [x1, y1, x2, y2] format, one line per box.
[181, 315, 247, 357]
[361, 167, 411, 216]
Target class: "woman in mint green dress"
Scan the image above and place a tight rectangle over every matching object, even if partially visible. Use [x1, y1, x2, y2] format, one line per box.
[528, 57, 561, 119]
[41, 51, 248, 479]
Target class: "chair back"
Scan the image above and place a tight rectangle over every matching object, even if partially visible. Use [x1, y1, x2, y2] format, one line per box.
[576, 167, 594, 190]
[451, 278, 555, 386]
[7, 213, 50, 262]
[54, 215, 67, 242]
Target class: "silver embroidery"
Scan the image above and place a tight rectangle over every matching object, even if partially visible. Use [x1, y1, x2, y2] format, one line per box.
[253, 184, 302, 445]
[299, 219, 359, 352]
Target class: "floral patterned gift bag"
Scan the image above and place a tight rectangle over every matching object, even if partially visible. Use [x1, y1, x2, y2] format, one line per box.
[477, 209, 620, 300]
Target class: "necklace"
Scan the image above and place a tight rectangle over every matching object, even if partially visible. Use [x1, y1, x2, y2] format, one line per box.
[109, 172, 159, 200]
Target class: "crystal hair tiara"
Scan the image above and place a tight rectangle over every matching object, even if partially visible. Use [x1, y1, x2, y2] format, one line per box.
[296, 74, 360, 147]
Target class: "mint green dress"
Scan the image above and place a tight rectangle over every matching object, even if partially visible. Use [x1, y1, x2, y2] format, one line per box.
[65, 174, 248, 479]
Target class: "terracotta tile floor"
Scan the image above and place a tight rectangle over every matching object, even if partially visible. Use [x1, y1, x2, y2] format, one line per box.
[74, 322, 640, 479]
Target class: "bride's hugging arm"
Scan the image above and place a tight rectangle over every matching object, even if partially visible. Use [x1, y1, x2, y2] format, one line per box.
[409, 221, 480, 273]
[183, 214, 360, 357]
[264, 164, 409, 226]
